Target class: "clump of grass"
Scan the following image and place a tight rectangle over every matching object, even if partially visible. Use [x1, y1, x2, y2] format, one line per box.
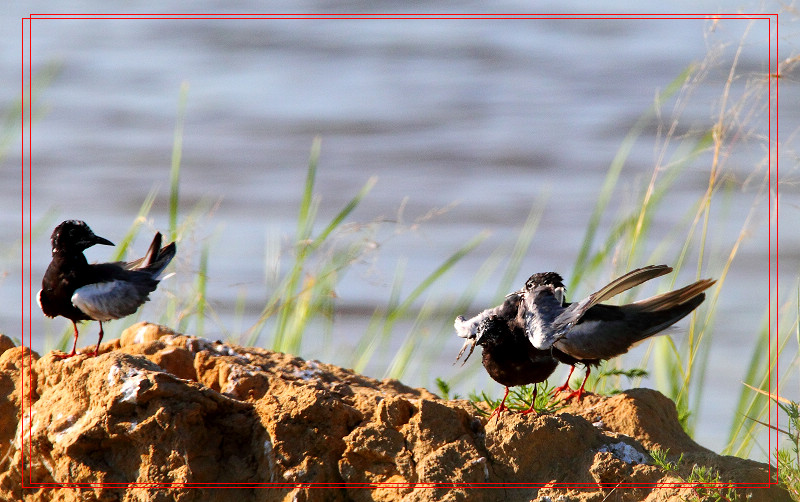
[737, 385, 800, 498]
[468, 383, 563, 417]
[435, 378, 460, 401]
[650, 448, 745, 501]
[774, 398, 800, 498]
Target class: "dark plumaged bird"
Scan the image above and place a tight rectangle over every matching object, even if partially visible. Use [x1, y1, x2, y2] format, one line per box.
[455, 293, 559, 421]
[37, 220, 176, 358]
[521, 265, 715, 400]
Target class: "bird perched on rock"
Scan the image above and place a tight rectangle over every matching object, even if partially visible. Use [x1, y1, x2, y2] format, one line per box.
[455, 293, 559, 421]
[521, 265, 715, 400]
[38, 220, 176, 358]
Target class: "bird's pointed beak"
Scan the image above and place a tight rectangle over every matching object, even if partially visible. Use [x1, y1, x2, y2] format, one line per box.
[454, 337, 477, 366]
[92, 235, 114, 247]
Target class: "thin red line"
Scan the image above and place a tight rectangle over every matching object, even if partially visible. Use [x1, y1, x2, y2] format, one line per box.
[767, 15, 772, 483]
[768, 13, 774, 484]
[769, 12, 778, 484]
[27, 482, 772, 488]
[21, 12, 779, 491]
[24, 480, 777, 487]
[774, 13, 780, 485]
[27, 14, 34, 488]
[27, 12, 774, 16]
[20, 15, 25, 488]
[767, 13, 779, 480]
[24, 15, 774, 20]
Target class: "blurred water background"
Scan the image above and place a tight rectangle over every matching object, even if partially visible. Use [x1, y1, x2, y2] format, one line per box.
[3, 1, 798, 460]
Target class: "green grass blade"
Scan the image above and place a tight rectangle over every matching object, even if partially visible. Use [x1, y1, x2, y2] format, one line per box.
[495, 200, 545, 298]
[169, 81, 189, 241]
[109, 188, 158, 261]
[570, 64, 695, 289]
[296, 136, 321, 242]
[352, 259, 406, 373]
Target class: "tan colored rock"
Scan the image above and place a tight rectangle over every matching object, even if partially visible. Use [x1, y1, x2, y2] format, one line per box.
[0, 334, 16, 355]
[2, 323, 790, 502]
[119, 322, 177, 347]
[0, 343, 39, 501]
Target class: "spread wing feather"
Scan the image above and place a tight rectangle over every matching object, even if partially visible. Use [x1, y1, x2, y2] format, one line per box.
[552, 265, 673, 331]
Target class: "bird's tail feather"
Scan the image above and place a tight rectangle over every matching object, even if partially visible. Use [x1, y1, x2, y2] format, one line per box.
[633, 292, 707, 341]
[141, 232, 162, 268]
[145, 242, 176, 278]
[126, 232, 176, 278]
[632, 278, 716, 312]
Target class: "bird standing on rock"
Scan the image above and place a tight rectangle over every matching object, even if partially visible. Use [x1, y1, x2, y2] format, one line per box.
[454, 292, 559, 421]
[521, 265, 715, 400]
[38, 220, 176, 358]
[455, 264, 715, 413]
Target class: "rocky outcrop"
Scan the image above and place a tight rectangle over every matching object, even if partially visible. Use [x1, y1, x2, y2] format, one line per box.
[1, 323, 789, 501]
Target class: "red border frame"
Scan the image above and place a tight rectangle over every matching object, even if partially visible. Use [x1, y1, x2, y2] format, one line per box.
[20, 12, 779, 493]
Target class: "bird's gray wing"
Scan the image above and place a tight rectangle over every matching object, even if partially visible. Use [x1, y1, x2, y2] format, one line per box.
[553, 265, 672, 330]
[523, 285, 567, 350]
[71, 280, 152, 321]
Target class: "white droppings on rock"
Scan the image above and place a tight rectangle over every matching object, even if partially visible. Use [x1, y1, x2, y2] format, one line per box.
[107, 365, 121, 387]
[294, 360, 322, 381]
[133, 327, 146, 345]
[283, 466, 307, 481]
[118, 368, 148, 404]
[184, 336, 245, 360]
[13, 409, 35, 449]
[221, 364, 260, 396]
[467, 456, 489, 481]
[48, 409, 101, 446]
[264, 440, 277, 482]
[39, 455, 56, 481]
[213, 343, 241, 357]
[598, 441, 650, 465]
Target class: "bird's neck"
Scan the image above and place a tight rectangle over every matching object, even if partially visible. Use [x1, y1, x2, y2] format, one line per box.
[52, 249, 90, 266]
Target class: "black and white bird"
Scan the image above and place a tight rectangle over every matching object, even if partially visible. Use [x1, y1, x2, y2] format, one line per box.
[454, 293, 559, 420]
[521, 265, 715, 400]
[37, 220, 176, 358]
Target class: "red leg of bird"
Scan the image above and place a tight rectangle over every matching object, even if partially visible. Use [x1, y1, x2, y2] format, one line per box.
[488, 387, 511, 423]
[91, 321, 104, 357]
[563, 367, 591, 401]
[551, 365, 576, 395]
[519, 385, 539, 415]
[54, 321, 80, 359]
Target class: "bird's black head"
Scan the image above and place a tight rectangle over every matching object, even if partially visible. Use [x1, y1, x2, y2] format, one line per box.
[50, 220, 114, 255]
[474, 315, 511, 348]
[524, 272, 565, 292]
